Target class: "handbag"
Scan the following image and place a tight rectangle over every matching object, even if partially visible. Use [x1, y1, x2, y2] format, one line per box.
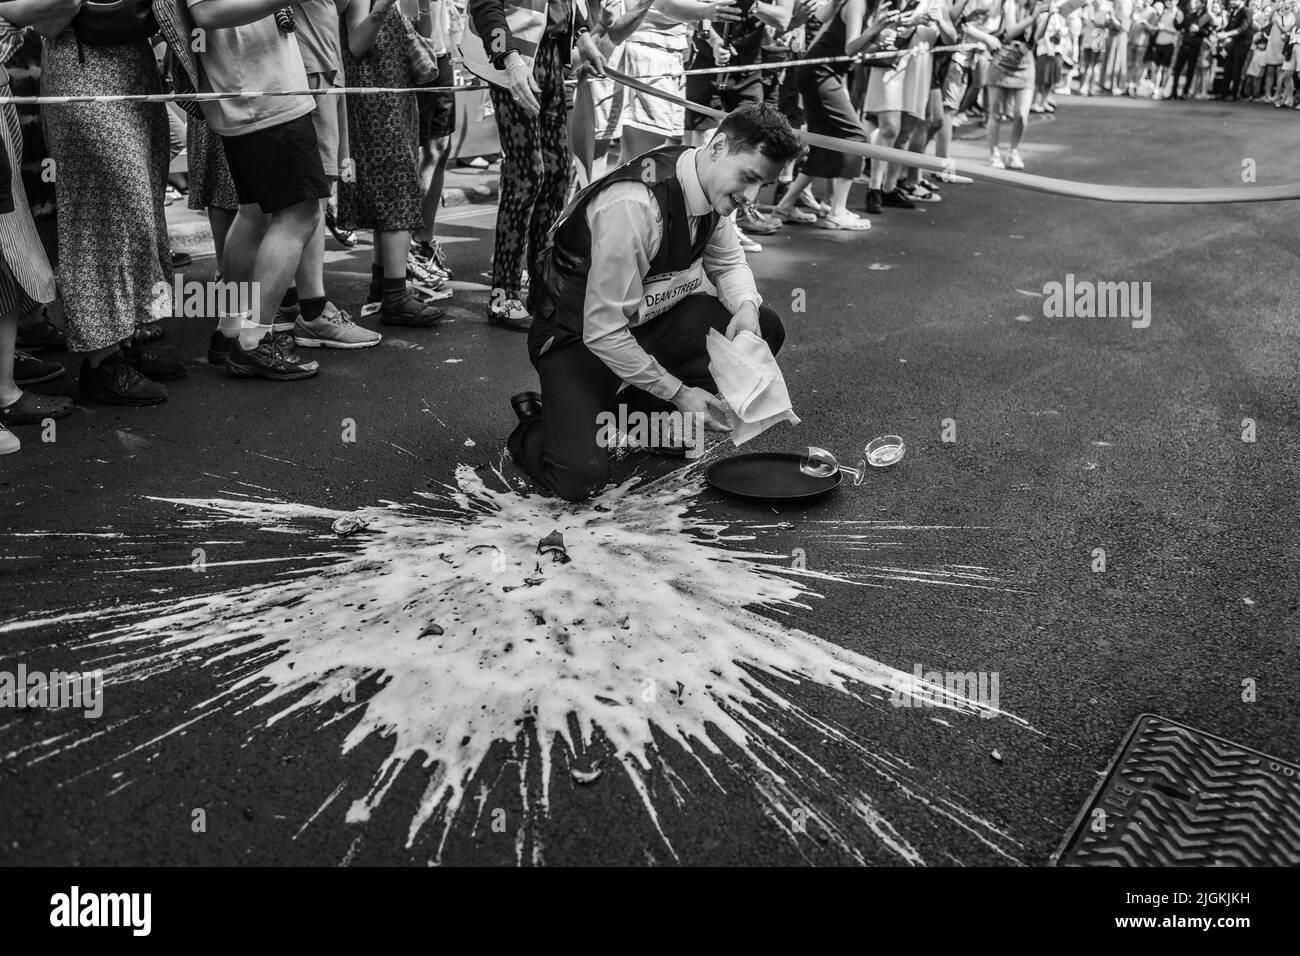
[72, 0, 158, 48]
[400, 14, 443, 86]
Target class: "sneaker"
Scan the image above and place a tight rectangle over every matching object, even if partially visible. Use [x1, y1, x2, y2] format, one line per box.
[0, 424, 17, 455]
[427, 240, 454, 279]
[882, 187, 916, 209]
[736, 206, 780, 235]
[381, 289, 444, 328]
[1007, 150, 1025, 170]
[79, 351, 168, 405]
[864, 188, 883, 214]
[225, 333, 320, 380]
[412, 240, 452, 281]
[121, 342, 188, 380]
[487, 295, 531, 332]
[736, 229, 762, 253]
[14, 350, 64, 386]
[207, 330, 236, 365]
[360, 281, 452, 318]
[407, 252, 450, 290]
[905, 181, 942, 203]
[293, 303, 381, 349]
[989, 151, 1006, 169]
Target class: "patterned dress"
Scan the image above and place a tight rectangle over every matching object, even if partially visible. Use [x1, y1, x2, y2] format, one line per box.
[338, 7, 423, 232]
[41, 32, 170, 353]
[0, 22, 55, 319]
[186, 114, 239, 213]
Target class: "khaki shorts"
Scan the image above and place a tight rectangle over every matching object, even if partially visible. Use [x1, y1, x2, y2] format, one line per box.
[308, 72, 342, 180]
[620, 36, 687, 138]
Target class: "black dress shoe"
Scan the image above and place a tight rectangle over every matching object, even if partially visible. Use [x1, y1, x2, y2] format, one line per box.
[16, 308, 66, 352]
[131, 320, 165, 346]
[14, 350, 64, 386]
[510, 391, 542, 422]
[122, 343, 188, 381]
[171, 251, 193, 269]
[79, 351, 167, 406]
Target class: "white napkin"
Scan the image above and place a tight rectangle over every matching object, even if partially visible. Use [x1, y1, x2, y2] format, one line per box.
[706, 328, 800, 445]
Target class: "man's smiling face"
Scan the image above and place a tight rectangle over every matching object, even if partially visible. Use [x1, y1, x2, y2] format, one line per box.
[699, 133, 785, 217]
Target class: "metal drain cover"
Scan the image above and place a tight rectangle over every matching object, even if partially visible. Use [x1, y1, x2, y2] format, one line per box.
[1053, 714, 1300, 866]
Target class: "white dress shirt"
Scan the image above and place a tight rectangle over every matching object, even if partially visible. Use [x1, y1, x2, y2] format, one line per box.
[581, 148, 763, 402]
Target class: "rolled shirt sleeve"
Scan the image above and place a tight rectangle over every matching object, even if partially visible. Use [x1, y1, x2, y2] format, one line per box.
[703, 213, 762, 314]
[582, 184, 684, 402]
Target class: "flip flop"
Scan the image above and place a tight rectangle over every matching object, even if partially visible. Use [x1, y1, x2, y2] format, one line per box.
[0, 390, 75, 426]
[771, 206, 818, 224]
[816, 213, 871, 231]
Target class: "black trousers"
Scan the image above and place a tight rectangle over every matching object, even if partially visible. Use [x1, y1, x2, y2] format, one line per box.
[1172, 41, 1202, 97]
[1224, 40, 1252, 98]
[507, 294, 785, 502]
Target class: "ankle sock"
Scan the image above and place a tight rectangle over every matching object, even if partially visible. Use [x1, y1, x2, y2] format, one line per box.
[216, 313, 243, 338]
[300, 297, 328, 322]
[235, 313, 270, 349]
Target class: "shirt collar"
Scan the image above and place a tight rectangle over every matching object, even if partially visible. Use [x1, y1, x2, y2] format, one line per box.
[676, 148, 713, 218]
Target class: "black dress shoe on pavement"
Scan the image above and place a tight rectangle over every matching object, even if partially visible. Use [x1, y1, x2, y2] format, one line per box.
[122, 343, 188, 381]
[510, 391, 542, 422]
[864, 188, 884, 215]
[16, 307, 66, 352]
[14, 350, 64, 386]
[225, 333, 319, 380]
[79, 351, 168, 406]
[131, 320, 165, 346]
[207, 330, 235, 365]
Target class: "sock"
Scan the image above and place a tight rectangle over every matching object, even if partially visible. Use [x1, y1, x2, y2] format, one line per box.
[300, 296, 327, 322]
[235, 313, 270, 349]
[216, 313, 243, 338]
[382, 277, 407, 303]
[280, 287, 299, 309]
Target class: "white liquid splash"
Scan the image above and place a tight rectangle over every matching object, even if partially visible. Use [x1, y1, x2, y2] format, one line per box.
[22, 466, 1028, 864]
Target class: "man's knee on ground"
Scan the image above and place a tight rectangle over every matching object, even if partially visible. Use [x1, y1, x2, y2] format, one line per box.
[758, 305, 785, 354]
[550, 456, 611, 503]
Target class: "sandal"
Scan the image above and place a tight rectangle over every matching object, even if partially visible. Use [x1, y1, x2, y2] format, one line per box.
[0, 390, 75, 426]
[771, 205, 818, 224]
[816, 212, 872, 231]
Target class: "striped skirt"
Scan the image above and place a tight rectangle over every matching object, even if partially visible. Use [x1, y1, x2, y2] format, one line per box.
[0, 74, 56, 320]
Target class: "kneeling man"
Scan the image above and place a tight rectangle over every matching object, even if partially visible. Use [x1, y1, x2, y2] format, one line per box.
[507, 103, 802, 502]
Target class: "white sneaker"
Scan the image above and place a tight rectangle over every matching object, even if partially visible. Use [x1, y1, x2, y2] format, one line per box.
[1007, 150, 1025, 170]
[293, 303, 382, 349]
[0, 424, 18, 455]
[989, 151, 1006, 169]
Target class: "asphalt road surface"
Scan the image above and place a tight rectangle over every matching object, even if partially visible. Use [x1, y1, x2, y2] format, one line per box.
[1, 95, 1297, 866]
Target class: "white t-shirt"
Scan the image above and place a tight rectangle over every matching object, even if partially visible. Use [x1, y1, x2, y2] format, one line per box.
[185, 2, 315, 137]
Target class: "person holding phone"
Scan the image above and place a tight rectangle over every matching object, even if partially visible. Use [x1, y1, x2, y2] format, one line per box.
[985, 0, 1046, 169]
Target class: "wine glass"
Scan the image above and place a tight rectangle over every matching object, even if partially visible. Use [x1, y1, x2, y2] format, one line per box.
[799, 446, 866, 485]
[864, 435, 906, 467]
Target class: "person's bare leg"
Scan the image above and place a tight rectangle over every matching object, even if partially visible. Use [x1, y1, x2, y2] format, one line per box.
[293, 199, 328, 301]
[415, 134, 451, 245]
[249, 201, 321, 334]
[773, 172, 815, 214]
[870, 111, 901, 189]
[828, 176, 853, 217]
[377, 230, 412, 285]
[208, 207, 237, 271]
[618, 126, 671, 165]
[223, 204, 271, 285]
[0, 312, 19, 406]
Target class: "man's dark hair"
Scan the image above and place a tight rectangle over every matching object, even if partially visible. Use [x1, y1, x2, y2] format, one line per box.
[713, 104, 803, 166]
